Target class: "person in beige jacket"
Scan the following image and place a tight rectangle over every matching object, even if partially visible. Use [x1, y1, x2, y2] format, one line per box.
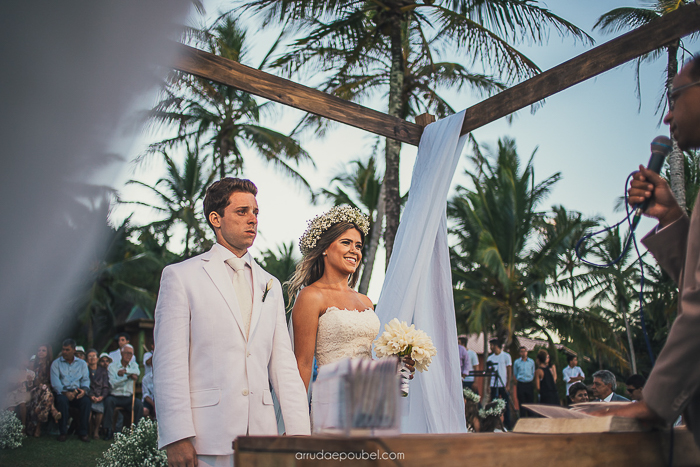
[154, 178, 310, 467]
[606, 54, 700, 446]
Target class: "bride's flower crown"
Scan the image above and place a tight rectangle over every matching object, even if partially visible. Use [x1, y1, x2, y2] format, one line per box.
[299, 205, 370, 256]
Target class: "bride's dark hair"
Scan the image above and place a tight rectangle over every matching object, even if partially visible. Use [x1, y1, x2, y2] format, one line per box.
[285, 222, 366, 309]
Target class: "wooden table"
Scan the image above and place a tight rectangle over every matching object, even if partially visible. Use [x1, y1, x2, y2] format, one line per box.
[235, 429, 700, 466]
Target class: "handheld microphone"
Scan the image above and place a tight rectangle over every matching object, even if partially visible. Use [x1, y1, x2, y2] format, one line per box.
[631, 136, 673, 230]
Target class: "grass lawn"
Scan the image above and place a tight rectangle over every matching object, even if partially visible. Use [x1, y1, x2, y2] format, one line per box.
[0, 435, 113, 467]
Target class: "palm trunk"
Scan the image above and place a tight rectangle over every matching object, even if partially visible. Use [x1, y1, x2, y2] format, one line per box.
[383, 21, 404, 267]
[666, 42, 686, 210]
[359, 183, 385, 294]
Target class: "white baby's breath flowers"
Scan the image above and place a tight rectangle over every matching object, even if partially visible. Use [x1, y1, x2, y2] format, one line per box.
[479, 398, 506, 419]
[299, 205, 370, 256]
[373, 318, 437, 372]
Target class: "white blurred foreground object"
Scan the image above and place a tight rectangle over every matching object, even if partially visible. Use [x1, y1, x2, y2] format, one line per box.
[312, 357, 401, 436]
[0, 2, 191, 390]
[375, 112, 468, 433]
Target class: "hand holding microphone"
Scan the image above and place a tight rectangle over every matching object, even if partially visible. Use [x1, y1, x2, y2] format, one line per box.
[628, 136, 684, 229]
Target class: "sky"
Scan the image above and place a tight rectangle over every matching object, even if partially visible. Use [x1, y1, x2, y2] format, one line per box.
[113, 0, 700, 302]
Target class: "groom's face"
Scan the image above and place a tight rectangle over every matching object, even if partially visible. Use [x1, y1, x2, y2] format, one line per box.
[212, 191, 258, 256]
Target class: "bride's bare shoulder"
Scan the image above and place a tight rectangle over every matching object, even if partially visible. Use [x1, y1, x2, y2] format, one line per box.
[293, 285, 325, 315]
[356, 291, 374, 310]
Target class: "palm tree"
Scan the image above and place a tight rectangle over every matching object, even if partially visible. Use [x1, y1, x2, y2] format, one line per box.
[245, 0, 593, 263]
[449, 138, 625, 384]
[544, 205, 603, 309]
[594, 0, 698, 209]
[317, 154, 383, 294]
[124, 145, 215, 257]
[146, 14, 314, 186]
[580, 227, 642, 374]
[74, 217, 175, 349]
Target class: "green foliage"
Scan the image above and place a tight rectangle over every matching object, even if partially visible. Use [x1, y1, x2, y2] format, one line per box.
[146, 14, 313, 184]
[257, 242, 299, 311]
[124, 145, 215, 258]
[449, 137, 624, 367]
[97, 418, 166, 467]
[0, 410, 24, 449]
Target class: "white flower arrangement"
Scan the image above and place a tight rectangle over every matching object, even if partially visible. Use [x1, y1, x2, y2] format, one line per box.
[97, 418, 167, 467]
[0, 410, 24, 449]
[299, 205, 370, 256]
[373, 318, 437, 372]
[463, 388, 481, 403]
[479, 398, 506, 419]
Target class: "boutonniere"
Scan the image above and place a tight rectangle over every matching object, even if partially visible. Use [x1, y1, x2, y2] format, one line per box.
[262, 279, 273, 302]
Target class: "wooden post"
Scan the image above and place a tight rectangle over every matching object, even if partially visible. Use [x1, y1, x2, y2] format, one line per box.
[415, 113, 436, 128]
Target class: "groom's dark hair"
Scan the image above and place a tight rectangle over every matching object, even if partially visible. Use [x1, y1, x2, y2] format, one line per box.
[204, 178, 258, 231]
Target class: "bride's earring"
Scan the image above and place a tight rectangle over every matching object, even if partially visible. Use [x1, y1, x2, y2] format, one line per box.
[322, 252, 327, 256]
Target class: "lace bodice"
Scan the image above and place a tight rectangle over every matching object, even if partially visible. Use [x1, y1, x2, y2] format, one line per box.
[315, 307, 380, 367]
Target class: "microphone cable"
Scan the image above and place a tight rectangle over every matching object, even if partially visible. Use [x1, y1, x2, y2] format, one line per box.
[574, 172, 656, 367]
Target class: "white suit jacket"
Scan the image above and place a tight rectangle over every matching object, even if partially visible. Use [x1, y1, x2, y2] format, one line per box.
[153, 245, 310, 455]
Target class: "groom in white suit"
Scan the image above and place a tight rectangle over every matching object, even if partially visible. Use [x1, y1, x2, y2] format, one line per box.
[154, 178, 310, 467]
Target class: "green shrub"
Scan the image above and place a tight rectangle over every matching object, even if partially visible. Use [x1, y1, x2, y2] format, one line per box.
[0, 410, 25, 449]
[96, 418, 167, 467]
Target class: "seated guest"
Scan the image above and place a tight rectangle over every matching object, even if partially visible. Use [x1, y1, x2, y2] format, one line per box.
[87, 349, 109, 439]
[26, 343, 61, 437]
[108, 332, 135, 364]
[568, 382, 589, 404]
[479, 399, 507, 432]
[142, 371, 155, 419]
[50, 339, 91, 442]
[626, 374, 646, 402]
[592, 370, 629, 402]
[4, 355, 33, 429]
[103, 344, 142, 440]
[75, 346, 86, 361]
[143, 342, 154, 380]
[463, 388, 480, 432]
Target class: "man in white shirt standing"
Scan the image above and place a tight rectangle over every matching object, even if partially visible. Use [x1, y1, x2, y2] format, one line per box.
[487, 338, 512, 428]
[562, 354, 585, 395]
[108, 332, 135, 364]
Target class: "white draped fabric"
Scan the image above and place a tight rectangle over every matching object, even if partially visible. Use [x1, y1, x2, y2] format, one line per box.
[375, 111, 468, 434]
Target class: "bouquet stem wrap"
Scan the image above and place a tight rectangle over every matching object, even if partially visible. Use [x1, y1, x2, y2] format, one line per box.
[399, 361, 411, 397]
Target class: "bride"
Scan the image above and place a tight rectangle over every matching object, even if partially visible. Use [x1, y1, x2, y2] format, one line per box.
[286, 206, 413, 427]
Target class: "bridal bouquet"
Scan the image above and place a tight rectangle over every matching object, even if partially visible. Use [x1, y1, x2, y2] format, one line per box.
[374, 318, 437, 396]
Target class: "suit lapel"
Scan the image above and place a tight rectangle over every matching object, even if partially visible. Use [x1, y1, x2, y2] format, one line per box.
[248, 259, 265, 341]
[201, 247, 247, 340]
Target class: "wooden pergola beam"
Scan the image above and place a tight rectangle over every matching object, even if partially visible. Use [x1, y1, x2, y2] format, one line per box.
[460, 2, 700, 136]
[175, 44, 424, 146]
[174, 3, 700, 147]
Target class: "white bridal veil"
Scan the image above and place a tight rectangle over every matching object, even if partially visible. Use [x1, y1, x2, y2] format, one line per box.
[375, 111, 468, 433]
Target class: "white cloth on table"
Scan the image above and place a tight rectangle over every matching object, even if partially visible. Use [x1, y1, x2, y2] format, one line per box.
[375, 111, 468, 434]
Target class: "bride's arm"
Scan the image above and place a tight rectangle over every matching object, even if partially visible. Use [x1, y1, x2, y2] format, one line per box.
[291, 289, 322, 391]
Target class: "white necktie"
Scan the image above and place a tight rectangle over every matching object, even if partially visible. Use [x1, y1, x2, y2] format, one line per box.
[225, 257, 252, 338]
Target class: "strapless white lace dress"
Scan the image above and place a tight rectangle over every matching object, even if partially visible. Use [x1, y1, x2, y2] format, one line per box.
[312, 307, 380, 430]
